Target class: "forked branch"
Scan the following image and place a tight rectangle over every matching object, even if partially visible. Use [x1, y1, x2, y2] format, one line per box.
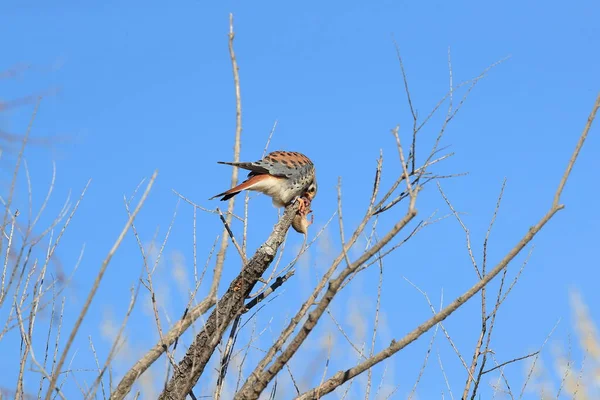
[158, 203, 299, 399]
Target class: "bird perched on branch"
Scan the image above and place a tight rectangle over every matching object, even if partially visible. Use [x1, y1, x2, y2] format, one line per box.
[210, 151, 318, 218]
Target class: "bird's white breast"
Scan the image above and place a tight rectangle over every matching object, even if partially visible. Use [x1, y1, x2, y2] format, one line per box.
[250, 176, 297, 207]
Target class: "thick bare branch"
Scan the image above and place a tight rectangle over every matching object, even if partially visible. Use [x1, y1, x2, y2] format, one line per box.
[157, 203, 298, 399]
[111, 294, 217, 399]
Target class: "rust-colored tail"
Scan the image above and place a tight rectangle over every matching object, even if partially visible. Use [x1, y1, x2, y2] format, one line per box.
[209, 174, 270, 201]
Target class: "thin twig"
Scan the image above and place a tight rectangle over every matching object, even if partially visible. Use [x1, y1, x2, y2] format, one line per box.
[483, 351, 540, 375]
[210, 11, 244, 299]
[45, 171, 157, 400]
[217, 208, 248, 265]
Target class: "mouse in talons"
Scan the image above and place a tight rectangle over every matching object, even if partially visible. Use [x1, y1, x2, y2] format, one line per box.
[292, 196, 314, 235]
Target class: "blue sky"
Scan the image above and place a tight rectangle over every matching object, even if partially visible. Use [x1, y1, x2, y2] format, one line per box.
[1, 1, 599, 398]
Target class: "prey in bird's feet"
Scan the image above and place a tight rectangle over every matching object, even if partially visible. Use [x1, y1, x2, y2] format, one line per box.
[295, 194, 312, 215]
[292, 203, 314, 235]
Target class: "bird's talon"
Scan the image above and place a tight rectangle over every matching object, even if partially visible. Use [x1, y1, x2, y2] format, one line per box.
[296, 196, 308, 215]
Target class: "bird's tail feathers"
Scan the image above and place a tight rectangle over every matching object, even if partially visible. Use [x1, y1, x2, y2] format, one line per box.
[208, 174, 271, 201]
[217, 161, 271, 175]
[217, 161, 255, 170]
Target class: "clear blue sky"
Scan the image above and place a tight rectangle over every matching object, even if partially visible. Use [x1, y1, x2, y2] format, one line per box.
[1, 1, 599, 398]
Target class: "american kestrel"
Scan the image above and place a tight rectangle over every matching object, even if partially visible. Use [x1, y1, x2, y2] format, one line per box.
[210, 151, 318, 213]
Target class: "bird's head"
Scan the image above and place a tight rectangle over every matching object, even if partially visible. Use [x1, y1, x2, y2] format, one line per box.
[304, 180, 318, 201]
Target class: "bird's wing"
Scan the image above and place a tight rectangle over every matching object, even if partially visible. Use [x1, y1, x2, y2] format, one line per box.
[260, 151, 315, 179]
[218, 151, 314, 179]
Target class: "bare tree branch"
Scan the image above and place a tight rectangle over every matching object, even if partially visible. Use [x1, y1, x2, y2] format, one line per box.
[45, 171, 157, 400]
[112, 14, 246, 399]
[482, 351, 539, 375]
[157, 203, 299, 399]
[236, 138, 418, 399]
[211, 11, 244, 299]
[292, 92, 600, 400]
